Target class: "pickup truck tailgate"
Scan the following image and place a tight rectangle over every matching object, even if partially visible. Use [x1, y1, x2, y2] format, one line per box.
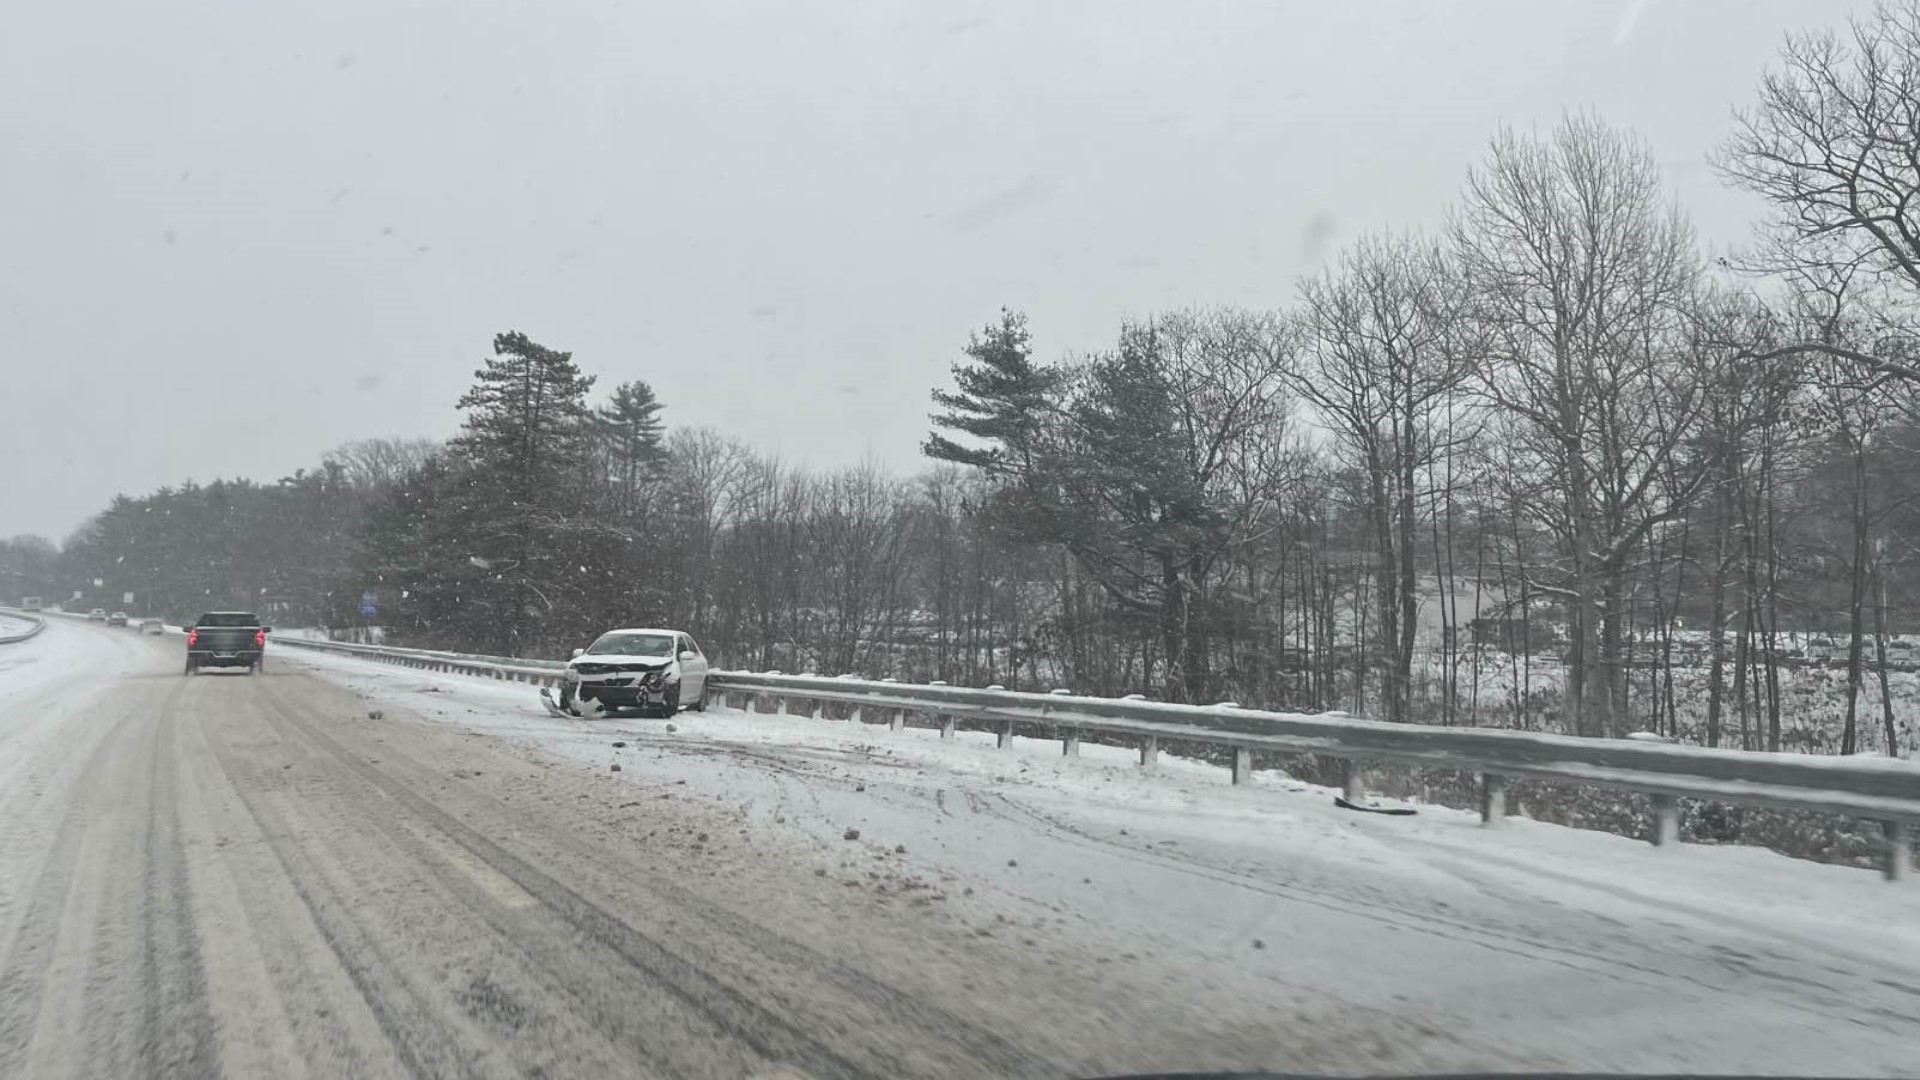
[195, 627, 257, 651]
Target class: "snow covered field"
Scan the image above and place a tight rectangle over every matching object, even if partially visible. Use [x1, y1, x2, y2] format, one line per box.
[1409, 648, 1920, 757]
[276, 642, 1920, 1075]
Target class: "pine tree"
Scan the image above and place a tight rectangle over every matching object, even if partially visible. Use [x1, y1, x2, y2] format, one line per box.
[596, 380, 666, 515]
[447, 331, 599, 652]
[452, 331, 597, 508]
[923, 310, 1056, 478]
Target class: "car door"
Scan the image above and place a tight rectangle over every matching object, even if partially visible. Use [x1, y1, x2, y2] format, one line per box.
[678, 635, 708, 699]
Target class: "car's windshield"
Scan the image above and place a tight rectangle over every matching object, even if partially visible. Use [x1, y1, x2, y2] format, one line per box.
[584, 632, 673, 658]
[12, 3, 1920, 1076]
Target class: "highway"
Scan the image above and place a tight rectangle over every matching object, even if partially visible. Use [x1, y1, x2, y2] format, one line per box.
[2, 616, 1918, 1078]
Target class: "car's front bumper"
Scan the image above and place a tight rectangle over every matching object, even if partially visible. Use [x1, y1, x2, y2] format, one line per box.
[567, 670, 673, 706]
[188, 649, 262, 667]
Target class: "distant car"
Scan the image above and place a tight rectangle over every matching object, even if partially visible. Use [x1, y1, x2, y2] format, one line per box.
[185, 611, 269, 675]
[107, 611, 129, 627]
[87, 608, 107, 622]
[139, 618, 164, 635]
[550, 627, 709, 717]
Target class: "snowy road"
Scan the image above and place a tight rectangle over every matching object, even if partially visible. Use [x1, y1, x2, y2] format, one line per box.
[4, 618, 1919, 1078]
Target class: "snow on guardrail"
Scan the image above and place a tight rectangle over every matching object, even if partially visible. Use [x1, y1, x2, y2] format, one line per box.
[273, 634, 1920, 882]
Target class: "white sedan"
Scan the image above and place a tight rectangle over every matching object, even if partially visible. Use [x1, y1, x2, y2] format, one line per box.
[548, 628, 709, 718]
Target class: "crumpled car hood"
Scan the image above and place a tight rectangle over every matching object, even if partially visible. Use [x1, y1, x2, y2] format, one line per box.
[571, 653, 669, 666]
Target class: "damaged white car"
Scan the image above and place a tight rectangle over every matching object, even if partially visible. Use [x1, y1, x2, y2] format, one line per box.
[542, 627, 709, 718]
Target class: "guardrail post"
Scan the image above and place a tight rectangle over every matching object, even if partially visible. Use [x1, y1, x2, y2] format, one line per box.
[1480, 773, 1508, 826]
[926, 681, 950, 739]
[775, 693, 788, 716]
[1231, 747, 1251, 785]
[1140, 736, 1159, 768]
[889, 708, 904, 733]
[1062, 728, 1080, 757]
[1340, 760, 1364, 803]
[1651, 794, 1681, 847]
[1885, 820, 1913, 882]
[997, 719, 1015, 749]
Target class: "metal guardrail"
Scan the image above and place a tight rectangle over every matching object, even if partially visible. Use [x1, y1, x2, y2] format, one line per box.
[274, 635, 1920, 881]
[275, 635, 565, 681]
[0, 608, 46, 645]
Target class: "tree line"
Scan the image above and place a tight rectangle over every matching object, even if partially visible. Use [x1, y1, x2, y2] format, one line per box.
[9, 4, 1920, 755]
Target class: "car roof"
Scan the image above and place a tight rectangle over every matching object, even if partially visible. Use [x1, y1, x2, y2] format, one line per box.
[599, 627, 682, 636]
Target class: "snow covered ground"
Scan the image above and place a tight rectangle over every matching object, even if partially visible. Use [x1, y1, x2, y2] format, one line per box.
[277, 642, 1920, 1075]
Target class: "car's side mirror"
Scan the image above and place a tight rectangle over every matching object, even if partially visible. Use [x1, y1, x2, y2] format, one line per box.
[678, 650, 697, 661]
[263, 626, 273, 633]
[571, 648, 585, 658]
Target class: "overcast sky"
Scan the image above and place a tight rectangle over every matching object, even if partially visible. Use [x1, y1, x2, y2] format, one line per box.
[0, 0, 1871, 541]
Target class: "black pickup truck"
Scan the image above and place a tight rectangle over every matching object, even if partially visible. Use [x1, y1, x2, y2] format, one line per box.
[185, 612, 270, 675]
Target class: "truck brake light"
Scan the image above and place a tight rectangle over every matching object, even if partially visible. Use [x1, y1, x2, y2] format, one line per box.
[255, 630, 267, 647]
[187, 629, 198, 647]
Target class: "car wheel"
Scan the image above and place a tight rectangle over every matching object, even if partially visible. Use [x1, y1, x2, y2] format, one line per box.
[661, 683, 680, 717]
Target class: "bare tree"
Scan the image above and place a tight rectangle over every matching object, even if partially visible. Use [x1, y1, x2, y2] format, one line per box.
[1054, 308, 1305, 701]
[1719, 0, 1920, 383]
[661, 427, 750, 630]
[806, 461, 916, 676]
[1294, 233, 1471, 721]
[322, 437, 441, 490]
[1453, 113, 1707, 737]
